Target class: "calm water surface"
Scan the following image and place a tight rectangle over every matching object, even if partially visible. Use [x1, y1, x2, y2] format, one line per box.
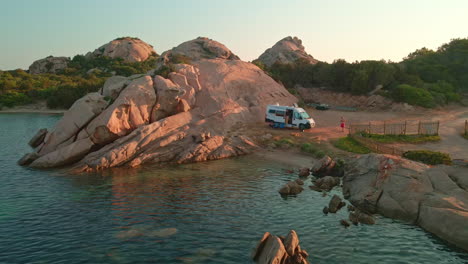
[0, 113, 467, 264]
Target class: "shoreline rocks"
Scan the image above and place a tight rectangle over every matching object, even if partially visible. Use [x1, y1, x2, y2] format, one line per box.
[343, 154, 468, 251]
[252, 230, 309, 264]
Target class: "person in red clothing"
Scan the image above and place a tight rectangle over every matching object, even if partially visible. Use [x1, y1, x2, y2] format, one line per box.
[340, 117, 346, 132]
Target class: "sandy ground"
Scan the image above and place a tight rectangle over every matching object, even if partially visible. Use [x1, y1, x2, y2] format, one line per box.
[304, 106, 468, 160]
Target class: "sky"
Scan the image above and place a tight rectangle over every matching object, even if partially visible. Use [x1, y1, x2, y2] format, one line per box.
[1, 0, 467, 70]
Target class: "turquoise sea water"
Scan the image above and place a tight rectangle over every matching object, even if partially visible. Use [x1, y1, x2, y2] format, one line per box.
[0, 113, 467, 264]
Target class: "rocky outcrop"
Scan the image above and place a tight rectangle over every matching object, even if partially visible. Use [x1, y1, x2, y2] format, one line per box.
[255, 36, 318, 67]
[21, 40, 297, 171]
[87, 37, 156, 62]
[343, 154, 468, 251]
[252, 230, 309, 264]
[28, 56, 70, 74]
[158, 37, 239, 65]
[311, 156, 344, 177]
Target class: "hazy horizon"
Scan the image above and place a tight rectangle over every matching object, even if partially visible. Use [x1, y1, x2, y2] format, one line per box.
[1, 0, 467, 70]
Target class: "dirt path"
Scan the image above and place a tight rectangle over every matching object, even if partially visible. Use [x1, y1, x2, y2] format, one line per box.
[304, 106, 468, 160]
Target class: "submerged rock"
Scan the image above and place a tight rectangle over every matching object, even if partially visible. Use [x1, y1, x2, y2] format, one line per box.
[328, 195, 344, 213]
[298, 167, 310, 177]
[343, 154, 468, 251]
[312, 176, 340, 191]
[279, 181, 304, 195]
[253, 230, 310, 264]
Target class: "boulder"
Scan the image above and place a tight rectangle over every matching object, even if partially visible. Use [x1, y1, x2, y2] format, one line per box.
[311, 156, 336, 177]
[30, 138, 95, 168]
[28, 128, 48, 148]
[254, 36, 318, 67]
[18, 152, 39, 166]
[80, 75, 156, 140]
[343, 154, 468, 250]
[328, 195, 344, 213]
[279, 181, 304, 195]
[312, 176, 340, 191]
[101, 75, 128, 99]
[87, 37, 156, 62]
[37, 93, 108, 156]
[298, 167, 310, 177]
[158, 37, 239, 65]
[253, 230, 309, 264]
[295, 178, 304, 185]
[29, 56, 70, 74]
[340, 219, 350, 228]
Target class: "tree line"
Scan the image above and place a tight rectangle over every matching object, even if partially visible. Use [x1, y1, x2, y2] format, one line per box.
[255, 38, 468, 108]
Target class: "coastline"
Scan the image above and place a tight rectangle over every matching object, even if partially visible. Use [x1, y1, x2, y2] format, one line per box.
[0, 109, 65, 114]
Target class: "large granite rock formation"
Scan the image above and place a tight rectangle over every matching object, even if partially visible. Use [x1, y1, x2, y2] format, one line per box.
[87, 37, 156, 62]
[255, 36, 318, 67]
[343, 154, 468, 251]
[21, 38, 297, 171]
[28, 56, 70, 74]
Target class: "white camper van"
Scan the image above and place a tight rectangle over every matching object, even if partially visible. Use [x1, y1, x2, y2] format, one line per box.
[265, 104, 316, 131]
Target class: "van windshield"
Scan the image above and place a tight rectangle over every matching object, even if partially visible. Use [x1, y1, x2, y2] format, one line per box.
[300, 112, 310, 119]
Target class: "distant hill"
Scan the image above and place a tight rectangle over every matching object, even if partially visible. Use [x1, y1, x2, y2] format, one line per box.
[254, 36, 318, 67]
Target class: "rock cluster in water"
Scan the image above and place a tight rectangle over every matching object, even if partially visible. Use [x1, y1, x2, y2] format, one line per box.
[20, 37, 297, 171]
[255, 36, 318, 67]
[252, 230, 309, 264]
[343, 153, 468, 251]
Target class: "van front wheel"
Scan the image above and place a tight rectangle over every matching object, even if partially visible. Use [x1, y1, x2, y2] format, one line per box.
[299, 124, 305, 132]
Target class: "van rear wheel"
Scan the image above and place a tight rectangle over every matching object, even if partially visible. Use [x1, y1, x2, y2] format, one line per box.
[299, 124, 305, 132]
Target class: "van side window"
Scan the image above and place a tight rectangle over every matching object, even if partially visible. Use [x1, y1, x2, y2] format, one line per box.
[268, 109, 276, 114]
[294, 112, 300, 119]
[276, 111, 285, 116]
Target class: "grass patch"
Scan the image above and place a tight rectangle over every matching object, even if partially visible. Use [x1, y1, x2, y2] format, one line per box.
[333, 136, 371, 154]
[403, 150, 452, 165]
[300, 143, 326, 158]
[361, 133, 440, 143]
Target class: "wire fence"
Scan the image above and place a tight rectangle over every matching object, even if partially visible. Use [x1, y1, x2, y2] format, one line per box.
[349, 134, 405, 156]
[349, 120, 440, 136]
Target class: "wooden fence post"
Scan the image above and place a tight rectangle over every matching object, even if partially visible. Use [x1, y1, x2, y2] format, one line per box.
[463, 120, 466, 135]
[384, 121, 386, 135]
[418, 121, 421, 135]
[436, 121, 440, 136]
[369, 122, 371, 134]
[404, 120, 407, 135]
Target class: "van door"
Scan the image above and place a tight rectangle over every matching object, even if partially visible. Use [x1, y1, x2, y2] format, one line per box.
[293, 111, 302, 126]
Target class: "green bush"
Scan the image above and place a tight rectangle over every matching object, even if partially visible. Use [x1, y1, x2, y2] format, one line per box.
[392, 84, 436, 108]
[333, 136, 371, 154]
[403, 150, 452, 165]
[274, 138, 295, 147]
